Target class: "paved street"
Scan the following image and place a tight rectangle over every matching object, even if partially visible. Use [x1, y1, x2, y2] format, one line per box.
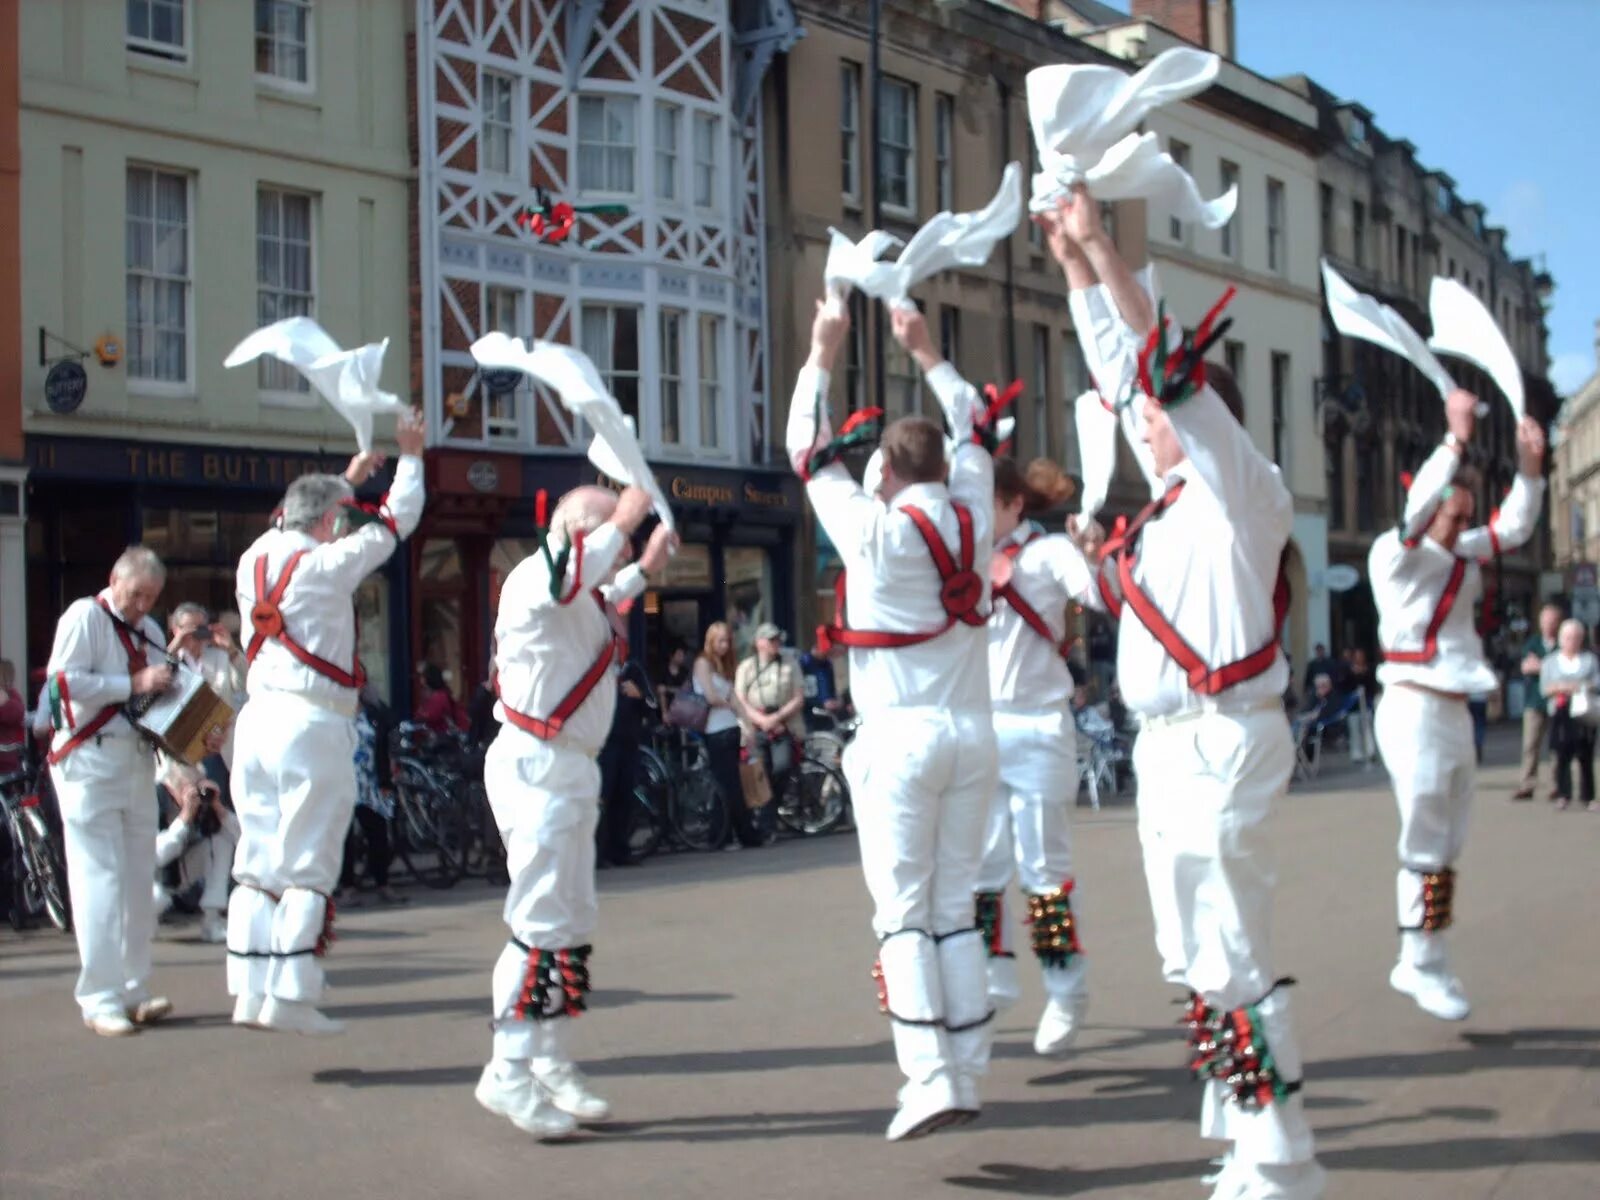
[2, 728, 1597, 1200]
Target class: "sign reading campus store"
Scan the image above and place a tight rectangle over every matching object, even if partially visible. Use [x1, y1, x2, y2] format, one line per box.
[44, 361, 88, 414]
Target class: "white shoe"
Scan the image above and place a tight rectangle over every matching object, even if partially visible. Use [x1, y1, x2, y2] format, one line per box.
[1033, 996, 1085, 1057]
[128, 996, 173, 1026]
[885, 1078, 962, 1142]
[1210, 1159, 1325, 1200]
[232, 993, 266, 1028]
[476, 1065, 579, 1140]
[200, 912, 228, 944]
[1201, 1154, 1230, 1187]
[950, 1075, 981, 1125]
[1390, 962, 1471, 1021]
[85, 1011, 139, 1038]
[534, 1061, 612, 1123]
[259, 996, 346, 1036]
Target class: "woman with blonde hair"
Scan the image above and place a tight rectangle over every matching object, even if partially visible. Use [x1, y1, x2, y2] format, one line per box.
[693, 621, 768, 847]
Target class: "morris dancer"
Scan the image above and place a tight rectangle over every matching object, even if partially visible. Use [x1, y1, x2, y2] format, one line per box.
[1370, 388, 1545, 1019]
[227, 410, 426, 1035]
[789, 300, 998, 1141]
[44, 546, 183, 1036]
[479, 484, 675, 1139]
[1043, 190, 1323, 1199]
[977, 456, 1095, 1056]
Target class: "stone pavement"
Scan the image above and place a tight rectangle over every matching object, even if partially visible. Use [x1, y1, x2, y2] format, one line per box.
[1, 727, 1596, 1200]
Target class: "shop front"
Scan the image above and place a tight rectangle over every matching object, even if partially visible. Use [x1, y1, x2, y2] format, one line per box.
[24, 434, 411, 706]
[417, 449, 802, 708]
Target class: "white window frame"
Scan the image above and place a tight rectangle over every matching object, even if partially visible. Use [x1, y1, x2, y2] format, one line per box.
[696, 313, 727, 455]
[580, 303, 643, 436]
[693, 112, 719, 211]
[1168, 139, 1190, 244]
[255, 186, 317, 405]
[877, 75, 917, 218]
[483, 286, 523, 441]
[1266, 177, 1286, 275]
[127, 0, 189, 63]
[255, 0, 314, 91]
[125, 165, 194, 394]
[1219, 160, 1240, 260]
[659, 308, 686, 447]
[480, 70, 517, 179]
[655, 101, 681, 205]
[934, 92, 955, 212]
[576, 94, 639, 197]
[1032, 324, 1051, 459]
[841, 62, 862, 206]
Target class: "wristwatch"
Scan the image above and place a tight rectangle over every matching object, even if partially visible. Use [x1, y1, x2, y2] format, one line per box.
[1443, 431, 1465, 453]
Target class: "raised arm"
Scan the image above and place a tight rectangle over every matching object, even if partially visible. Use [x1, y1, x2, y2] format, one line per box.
[1398, 390, 1477, 545]
[1456, 415, 1548, 559]
[1164, 384, 1291, 528]
[312, 409, 428, 591]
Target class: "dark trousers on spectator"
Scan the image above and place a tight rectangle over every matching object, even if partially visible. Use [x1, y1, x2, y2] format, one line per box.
[341, 806, 393, 889]
[706, 727, 769, 848]
[596, 726, 640, 865]
[1550, 712, 1596, 803]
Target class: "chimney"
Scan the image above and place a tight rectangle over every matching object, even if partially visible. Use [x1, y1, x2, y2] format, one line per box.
[1129, 0, 1211, 47]
[1207, 0, 1235, 58]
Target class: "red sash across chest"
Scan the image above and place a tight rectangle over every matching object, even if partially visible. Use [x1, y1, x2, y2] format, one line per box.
[498, 590, 628, 741]
[1097, 481, 1289, 697]
[47, 599, 149, 765]
[246, 551, 365, 689]
[994, 533, 1073, 661]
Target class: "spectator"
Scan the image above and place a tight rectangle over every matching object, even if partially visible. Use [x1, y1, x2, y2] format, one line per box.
[1346, 648, 1378, 764]
[1540, 619, 1598, 811]
[658, 641, 691, 712]
[1466, 690, 1490, 765]
[1514, 603, 1562, 800]
[596, 661, 653, 868]
[798, 638, 845, 727]
[1295, 674, 1342, 766]
[1087, 618, 1115, 700]
[1303, 643, 1336, 693]
[692, 621, 766, 849]
[415, 663, 466, 735]
[736, 624, 806, 785]
[339, 684, 405, 905]
[466, 669, 500, 748]
[168, 602, 248, 805]
[154, 770, 240, 940]
[0, 659, 24, 775]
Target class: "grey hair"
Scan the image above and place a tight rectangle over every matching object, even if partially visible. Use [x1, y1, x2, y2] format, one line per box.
[281, 474, 354, 532]
[1559, 618, 1587, 642]
[548, 487, 616, 545]
[112, 545, 165, 583]
[169, 601, 209, 630]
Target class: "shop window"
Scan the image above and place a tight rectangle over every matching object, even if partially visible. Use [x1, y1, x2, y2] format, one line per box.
[724, 546, 773, 664]
[581, 304, 641, 430]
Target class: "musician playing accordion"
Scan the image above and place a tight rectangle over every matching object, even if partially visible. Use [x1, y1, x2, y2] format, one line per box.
[43, 545, 212, 1037]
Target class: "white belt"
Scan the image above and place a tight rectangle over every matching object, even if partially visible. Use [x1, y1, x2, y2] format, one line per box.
[1139, 697, 1282, 731]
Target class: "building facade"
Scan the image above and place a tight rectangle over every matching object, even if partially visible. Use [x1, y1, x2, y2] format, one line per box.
[413, 0, 800, 698]
[0, 0, 24, 681]
[1288, 74, 1558, 673]
[17, 0, 414, 699]
[1551, 323, 1600, 583]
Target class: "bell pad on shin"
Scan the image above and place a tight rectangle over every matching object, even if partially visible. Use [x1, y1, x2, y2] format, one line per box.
[1183, 978, 1301, 1110]
[1025, 880, 1083, 969]
[509, 940, 592, 1022]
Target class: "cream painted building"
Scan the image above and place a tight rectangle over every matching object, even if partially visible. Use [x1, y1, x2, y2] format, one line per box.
[1552, 323, 1600, 577]
[17, 0, 411, 684]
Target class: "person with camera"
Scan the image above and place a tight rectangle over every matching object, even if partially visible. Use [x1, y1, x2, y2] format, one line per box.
[155, 763, 240, 939]
[735, 623, 805, 805]
[43, 546, 182, 1036]
[1539, 618, 1598, 811]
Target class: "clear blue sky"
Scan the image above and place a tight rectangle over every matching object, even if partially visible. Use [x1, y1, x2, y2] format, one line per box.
[1231, 0, 1599, 397]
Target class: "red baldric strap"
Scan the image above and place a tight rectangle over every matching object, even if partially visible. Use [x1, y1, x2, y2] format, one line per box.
[995, 534, 1072, 660]
[245, 551, 362, 688]
[818, 503, 985, 651]
[499, 595, 623, 740]
[1382, 557, 1468, 665]
[1100, 484, 1288, 695]
[49, 600, 149, 765]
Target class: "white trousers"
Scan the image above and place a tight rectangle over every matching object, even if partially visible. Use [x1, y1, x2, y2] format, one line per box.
[976, 707, 1086, 1007]
[1375, 686, 1474, 959]
[845, 707, 998, 1095]
[1133, 708, 1315, 1168]
[485, 729, 600, 1066]
[227, 693, 357, 1004]
[51, 736, 159, 1020]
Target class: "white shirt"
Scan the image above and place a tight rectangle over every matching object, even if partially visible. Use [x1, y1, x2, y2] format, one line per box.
[787, 362, 994, 717]
[1068, 272, 1165, 499]
[988, 524, 1096, 710]
[43, 590, 166, 754]
[695, 667, 741, 735]
[1540, 650, 1598, 699]
[492, 523, 647, 757]
[1371, 443, 1545, 694]
[235, 455, 425, 715]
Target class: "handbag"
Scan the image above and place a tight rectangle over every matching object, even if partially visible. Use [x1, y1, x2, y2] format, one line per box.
[1570, 688, 1600, 727]
[664, 689, 710, 732]
[739, 758, 772, 810]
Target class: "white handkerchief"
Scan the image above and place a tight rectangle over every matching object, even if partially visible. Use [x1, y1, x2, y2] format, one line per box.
[1026, 46, 1236, 229]
[470, 333, 675, 531]
[1427, 277, 1525, 421]
[1320, 260, 1455, 399]
[823, 228, 902, 299]
[223, 316, 407, 452]
[1074, 390, 1120, 518]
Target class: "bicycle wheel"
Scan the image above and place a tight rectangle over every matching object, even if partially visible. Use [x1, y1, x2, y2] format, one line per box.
[668, 745, 730, 852]
[617, 782, 664, 863]
[776, 759, 848, 836]
[22, 823, 72, 932]
[422, 792, 469, 889]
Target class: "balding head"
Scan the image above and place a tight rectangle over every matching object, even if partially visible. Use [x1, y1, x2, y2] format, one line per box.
[107, 545, 166, 625]
[550, 486, 620, 544]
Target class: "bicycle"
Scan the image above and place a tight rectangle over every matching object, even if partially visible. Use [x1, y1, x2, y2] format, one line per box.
[640, 723, 729, 852]
[0, 744, 72, 932]
[387, 724, 473, 889]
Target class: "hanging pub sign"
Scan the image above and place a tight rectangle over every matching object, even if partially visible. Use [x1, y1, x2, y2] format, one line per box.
[44, 360, 88, 414]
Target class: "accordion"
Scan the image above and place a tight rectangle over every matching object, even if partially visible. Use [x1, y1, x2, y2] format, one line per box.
[128, 669, 235, 765]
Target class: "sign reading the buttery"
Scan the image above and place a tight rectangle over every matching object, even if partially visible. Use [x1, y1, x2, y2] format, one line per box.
[28, 435, 349, 489]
